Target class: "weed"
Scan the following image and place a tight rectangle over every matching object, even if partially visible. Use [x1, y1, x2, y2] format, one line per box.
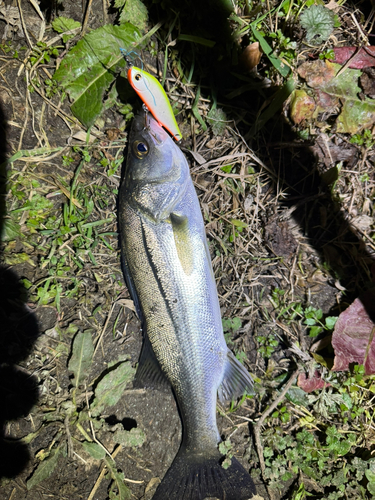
[218, 439, 233, 469]
[223, 316, 242, 332]
[271, 403, 290, 424]
[300, 5, 335, 45]
[257, 334, 279, 358]
[269, 287, 337, 337]
[350, 129, 375, 149]
[319, 48, 335, 60]
[29, 41, 60, 66]
[268, 29, 297, 64]
[99, 151, 124, 177]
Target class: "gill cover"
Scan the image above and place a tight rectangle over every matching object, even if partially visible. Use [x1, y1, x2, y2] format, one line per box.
[128, 66, 182, 142]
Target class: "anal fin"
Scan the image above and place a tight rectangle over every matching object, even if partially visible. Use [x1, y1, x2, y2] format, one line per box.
[218, 350, 254, 404]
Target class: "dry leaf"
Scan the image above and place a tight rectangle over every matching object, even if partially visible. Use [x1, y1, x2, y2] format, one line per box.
[289, 89, 316, 124]
[298, 370, 330, 393]
[240, 42, 262, 72]
[332, 290, 375, 374]
[333, 46, 375, 69]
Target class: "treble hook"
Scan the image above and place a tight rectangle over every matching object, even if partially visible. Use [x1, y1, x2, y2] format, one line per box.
[119, 48, 142, 70]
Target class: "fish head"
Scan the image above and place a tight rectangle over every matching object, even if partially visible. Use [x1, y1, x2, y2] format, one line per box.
[123, 112, 189, 220]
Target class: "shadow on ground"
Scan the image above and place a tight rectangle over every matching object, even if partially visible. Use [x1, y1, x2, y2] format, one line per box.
[144, 0, 375, 307]
[0, 100, 40, 479]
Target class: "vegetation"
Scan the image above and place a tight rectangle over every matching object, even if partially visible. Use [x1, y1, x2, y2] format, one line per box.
[0, 0, 375, 499]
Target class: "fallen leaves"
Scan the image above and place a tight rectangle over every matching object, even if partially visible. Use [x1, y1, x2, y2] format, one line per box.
[289, 89, 315, 124]
[292, 59, 375, 134]
[240, 42, 262, 72]
[298, 370, 330, 393]
[332, 46, 375, 69]
[332, 290, 375, 375]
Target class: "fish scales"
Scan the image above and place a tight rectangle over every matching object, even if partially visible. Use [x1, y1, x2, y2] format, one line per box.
[122, 178, 223, 447]
[119, 111, 256, 499]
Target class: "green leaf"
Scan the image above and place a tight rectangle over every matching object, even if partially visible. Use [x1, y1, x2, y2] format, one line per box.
[230, 219, 248, 229]
[113, 427, 146, 447]
[191, 85, 207, 132]
[27, 443, 66, 490]
[335, 440, 352, 456]
[300, 5, 335, 45]
[305, 318, 317, 326]
[1, 218, 21, 241]
[81, 441, 106, 460]
[68, 331, 94, 387]
[231, 317, 242, 331]
[53, 24, 140, 128]
[51, 17, 81, 42]
[91, 361, 135, 416]
[368, 482, 375, 495]
[119, 0, 148, 32]
[105, 457, 131, 500]
[286, 387, 310, 407]
[177, 34, 216, 48]
[337, 98, 375, 134]
[220, 165, 233, 173]
[309, 326, 323, 337]
[218, 439, 232, 455]
[325, 316, 338, 329]
[3, 252, 35, 267]
[251, 26, 290, 77]
[207, 107, 227, 136]
[52, 16, 81, 33]
[366, 469, 375, 483]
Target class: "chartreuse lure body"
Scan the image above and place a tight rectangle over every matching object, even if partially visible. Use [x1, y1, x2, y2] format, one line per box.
[127, 66, 182, 142]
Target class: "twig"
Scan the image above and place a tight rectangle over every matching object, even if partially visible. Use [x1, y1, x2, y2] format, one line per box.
[64, 415, 74, 459]
[102, 0, 109, 25]
[87, 445, 122, 500]
[253, 368, 301, 499]
[84, 383, 112, 459]
[16, 0, 33, 48]
[7, 488, 17, 500]
[93, 300, 117, 357]
[81, 0, 94, 35]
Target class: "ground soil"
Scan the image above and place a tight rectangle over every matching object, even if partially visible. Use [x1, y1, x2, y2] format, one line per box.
[0, 1, 374, 500]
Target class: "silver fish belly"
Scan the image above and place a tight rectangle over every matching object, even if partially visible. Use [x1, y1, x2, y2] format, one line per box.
[119, 112, 256, 500]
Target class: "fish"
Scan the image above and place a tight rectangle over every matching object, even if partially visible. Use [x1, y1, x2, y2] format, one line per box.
[119, 111, 256, 500]
[127, 66, 183, 142]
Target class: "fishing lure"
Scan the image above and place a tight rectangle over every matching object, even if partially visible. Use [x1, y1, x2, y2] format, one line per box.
[127, 66, 182, 142]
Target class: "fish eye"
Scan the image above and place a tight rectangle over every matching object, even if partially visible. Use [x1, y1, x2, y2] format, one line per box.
[135, 73, 142, 81]
[133, 140, 149, 159]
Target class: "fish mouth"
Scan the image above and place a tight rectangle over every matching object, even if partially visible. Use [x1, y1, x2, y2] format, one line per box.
[132, 111, 168, 147]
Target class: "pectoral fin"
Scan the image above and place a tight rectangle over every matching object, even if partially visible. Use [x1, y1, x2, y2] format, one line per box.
[170, 212, 194, 276]
[218, 350, 254, 404]
[121, 253, 142, 321]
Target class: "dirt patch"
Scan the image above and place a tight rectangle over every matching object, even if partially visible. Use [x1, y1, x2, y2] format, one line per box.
[1, 1, 375, 500]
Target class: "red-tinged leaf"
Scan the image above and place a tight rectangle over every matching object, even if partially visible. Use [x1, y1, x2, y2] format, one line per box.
[332, 290, 375, 375]
[298, 59, 375, 133]
[315, 89, 338, 109]
[332, 47, 375, 69]
[298, 60, 336, 88]
[289, 90, 316, 124]
[298, 370, 330, 393]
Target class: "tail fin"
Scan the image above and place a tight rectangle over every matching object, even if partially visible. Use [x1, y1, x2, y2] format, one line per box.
[152, 447, 256, 500]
